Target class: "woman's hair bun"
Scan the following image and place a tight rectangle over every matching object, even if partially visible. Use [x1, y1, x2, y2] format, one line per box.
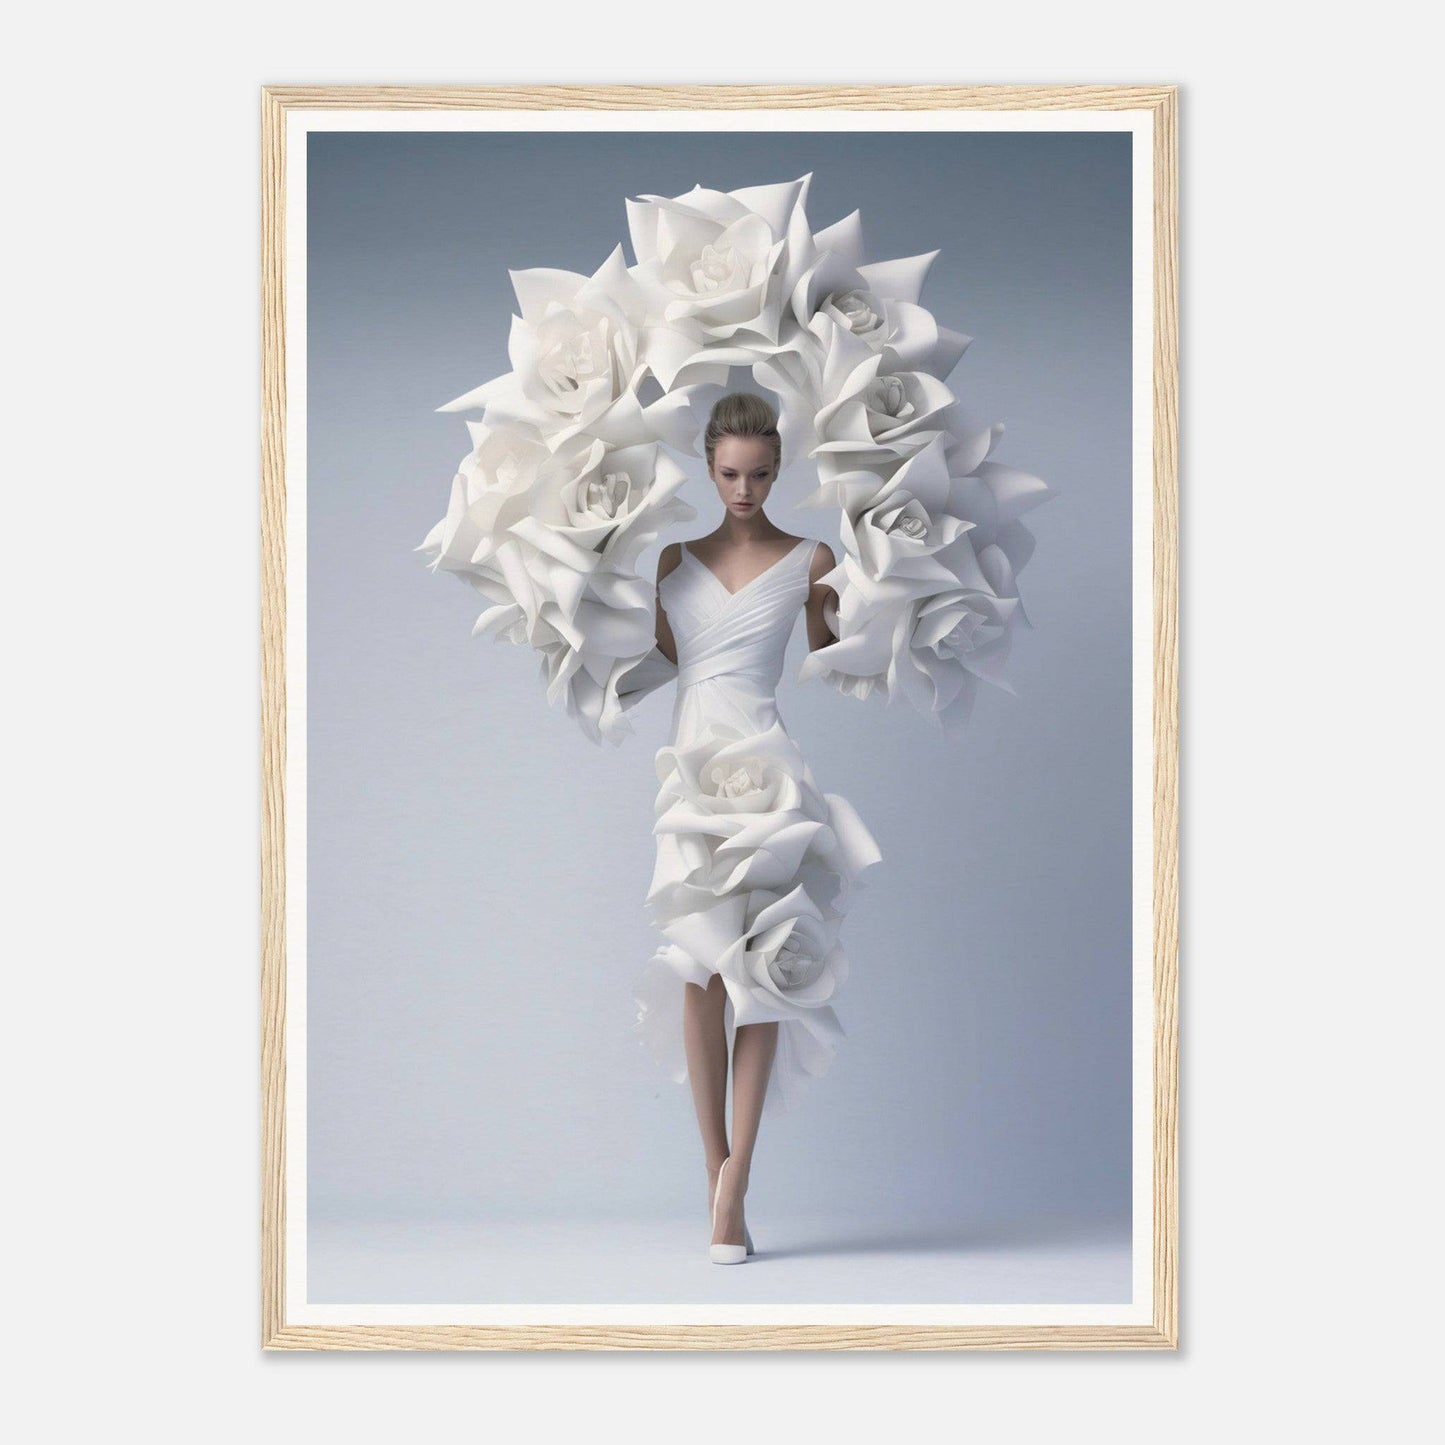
[704, 392, 782, 469]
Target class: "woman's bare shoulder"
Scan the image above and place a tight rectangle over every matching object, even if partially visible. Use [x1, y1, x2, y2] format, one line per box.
[657, 541, 684, 581]
[807, 539, 837, 583]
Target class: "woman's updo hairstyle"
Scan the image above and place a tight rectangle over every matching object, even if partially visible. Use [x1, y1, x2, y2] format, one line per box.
[703, 391, 783, 473]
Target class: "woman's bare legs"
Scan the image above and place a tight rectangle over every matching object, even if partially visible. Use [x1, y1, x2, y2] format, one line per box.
[712, 1020, 778, 1247]
[683, 975, 730, 1209]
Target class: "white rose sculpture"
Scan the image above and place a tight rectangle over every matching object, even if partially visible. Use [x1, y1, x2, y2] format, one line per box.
[635, 720, 880, 1112]
[418, 172, 1050, 741]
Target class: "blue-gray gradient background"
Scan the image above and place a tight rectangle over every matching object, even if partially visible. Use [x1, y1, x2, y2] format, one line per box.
[306, 131, 1133, 1295]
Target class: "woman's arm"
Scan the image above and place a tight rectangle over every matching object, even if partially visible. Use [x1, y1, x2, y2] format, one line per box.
[655, 542, 682, 665]
[804, 541, 839, 652]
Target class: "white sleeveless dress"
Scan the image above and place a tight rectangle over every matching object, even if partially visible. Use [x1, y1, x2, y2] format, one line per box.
[632, 537, 882, 1118]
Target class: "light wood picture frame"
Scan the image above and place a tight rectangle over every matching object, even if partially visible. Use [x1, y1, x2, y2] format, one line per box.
[261, 82, 1178, 1351]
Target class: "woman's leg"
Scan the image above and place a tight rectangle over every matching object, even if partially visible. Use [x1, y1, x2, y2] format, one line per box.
[683, 975, 730, 1208]
[712, 1020, 778, 1245]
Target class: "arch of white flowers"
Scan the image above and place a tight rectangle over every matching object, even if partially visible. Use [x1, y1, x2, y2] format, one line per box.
[419, 173, 1049, 745]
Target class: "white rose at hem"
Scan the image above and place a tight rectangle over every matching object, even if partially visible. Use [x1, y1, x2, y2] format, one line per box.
[632, 940, 852, 1115]
[646, 721, 879, 922]
[636, 718, 880, 1115]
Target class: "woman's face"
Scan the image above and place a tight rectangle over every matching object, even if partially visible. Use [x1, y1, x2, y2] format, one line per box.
[708, 435, 778, 520]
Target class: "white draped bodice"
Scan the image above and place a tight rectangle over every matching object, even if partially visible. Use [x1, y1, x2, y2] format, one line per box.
[660, 537, 817, 743]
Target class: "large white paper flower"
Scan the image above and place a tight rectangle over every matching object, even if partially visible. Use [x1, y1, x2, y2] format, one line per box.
[417, 417, 701, 745]
[647, 721, 833, 915]
[625, 175, 819, 390]
[507, 436, 694, 609]
[646, 721, 878, 920]
[631, 876, 857, 1101]
[938, 454, 1052, 625]
[649, 881, 851, 1027]
[720, 883, 850, 1024]
[810, 435, 977, 588]
[897, 585, 1020, 722]
[438, 245, 699, 454]
[786, 216, 971, 381]
[798, 423, 1048, 721]
[416, 421, 551, 577]
[756, 312, 956, 471]
[806, 561, 1018, 729]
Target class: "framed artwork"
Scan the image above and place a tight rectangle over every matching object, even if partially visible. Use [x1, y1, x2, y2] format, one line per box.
[261, 83, 1178, 1350]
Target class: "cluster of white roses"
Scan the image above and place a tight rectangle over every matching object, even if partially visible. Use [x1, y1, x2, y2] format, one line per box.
[638, 721, 881, 1081]
[418, 172, 1048, 739]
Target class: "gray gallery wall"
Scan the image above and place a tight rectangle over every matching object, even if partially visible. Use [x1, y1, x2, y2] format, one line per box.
[305, 129, 1133, 1234]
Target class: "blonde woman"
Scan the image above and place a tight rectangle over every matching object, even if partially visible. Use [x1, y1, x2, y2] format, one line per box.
[634, 391, 881, 1263]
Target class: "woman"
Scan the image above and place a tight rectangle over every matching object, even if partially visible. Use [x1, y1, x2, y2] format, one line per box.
[633, 392, 881, 1263]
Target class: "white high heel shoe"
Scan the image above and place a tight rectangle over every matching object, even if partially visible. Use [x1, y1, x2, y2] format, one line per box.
[708, 1161, 757, 1254]
[709, 1156, 750, 1265]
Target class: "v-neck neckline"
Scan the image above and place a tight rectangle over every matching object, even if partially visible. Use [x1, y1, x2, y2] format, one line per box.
[683, 538, 811, 600]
